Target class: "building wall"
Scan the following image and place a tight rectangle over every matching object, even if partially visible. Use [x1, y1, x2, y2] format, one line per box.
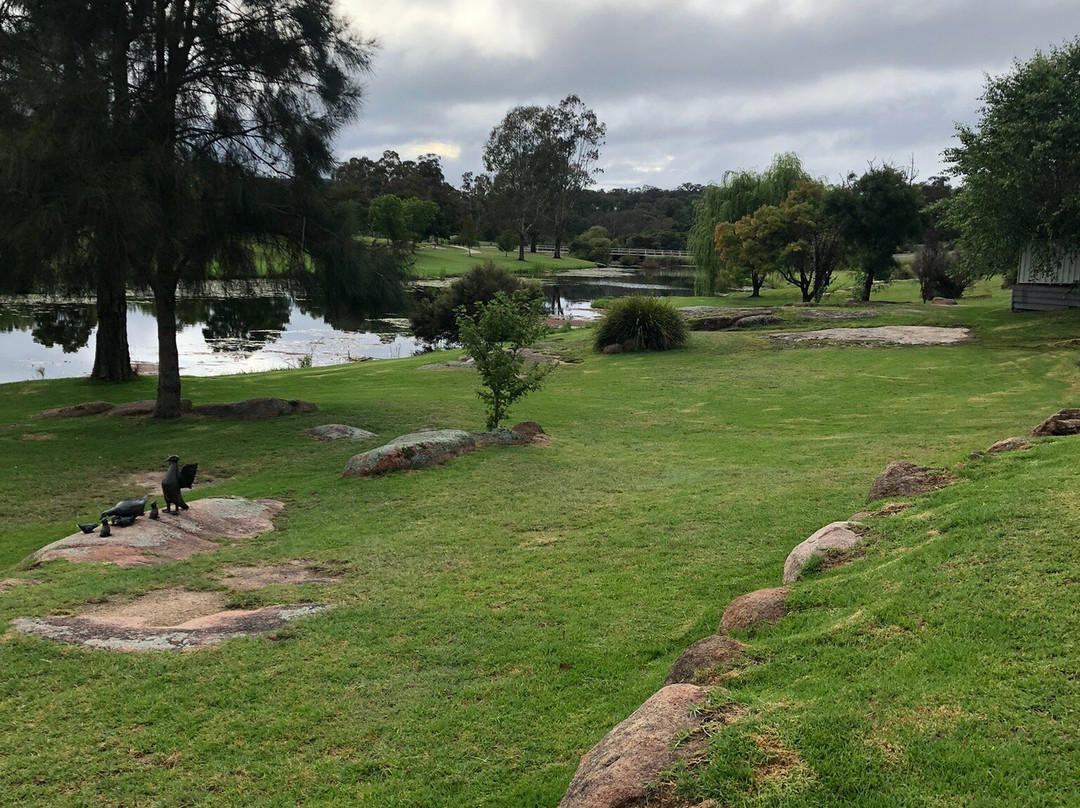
[1017, 245, 1080, 285]
[1012, 283, 1080, 312]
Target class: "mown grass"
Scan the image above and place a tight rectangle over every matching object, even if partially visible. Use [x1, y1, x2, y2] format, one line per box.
[410, 243, 597, 279]
[0, 280, 1078, 806]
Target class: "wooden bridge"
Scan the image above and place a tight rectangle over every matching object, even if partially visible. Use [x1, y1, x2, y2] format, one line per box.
[533, 245, 694, 261]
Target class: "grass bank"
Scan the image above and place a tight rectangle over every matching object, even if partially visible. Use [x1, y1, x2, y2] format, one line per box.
[410, 243, 597, 279]
[0, 284, 1077, 806]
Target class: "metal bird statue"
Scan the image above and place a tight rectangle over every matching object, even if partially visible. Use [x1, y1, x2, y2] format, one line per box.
[101, 496, 148, 521]
[162, 455, 197, 514]
[77, 523, 99, 534]
[99, 520, 111, 538]
[149, 500, 160, 520]
[111, 515, 137, 527]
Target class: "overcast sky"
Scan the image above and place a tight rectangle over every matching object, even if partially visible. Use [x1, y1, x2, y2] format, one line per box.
[336, 1, 1080, 190]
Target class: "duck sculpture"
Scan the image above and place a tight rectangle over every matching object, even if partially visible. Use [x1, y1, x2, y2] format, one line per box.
[100, 496, 148, 522]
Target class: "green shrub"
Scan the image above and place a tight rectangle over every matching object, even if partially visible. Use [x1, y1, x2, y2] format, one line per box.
[456, 291, 553, 430]
[593, 296, 688, 353]
[410, 260, 542, 344]
[913, 241, 972, 301]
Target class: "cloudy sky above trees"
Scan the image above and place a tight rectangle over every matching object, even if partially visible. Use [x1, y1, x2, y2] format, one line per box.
[338, 0, 1080, 190]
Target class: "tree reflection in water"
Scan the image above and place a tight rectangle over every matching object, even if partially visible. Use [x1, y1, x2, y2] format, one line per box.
[197, 297, 292, 354]
[31, 306, 98, 353]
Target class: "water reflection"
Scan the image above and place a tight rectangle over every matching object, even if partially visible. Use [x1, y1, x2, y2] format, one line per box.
[0, 267, 694, 383]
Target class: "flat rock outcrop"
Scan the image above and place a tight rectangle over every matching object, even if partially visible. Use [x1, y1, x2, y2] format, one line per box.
[771, 326, 971, 346]
[219, 561, 341, 591]
[679, 307, 778, 331]
[783, 522, 863, 583]
[344, 429, 477, 477]
[24, 497, 284, 568]
[868, 461, 952, 501]
[0, 578, 34, 595]
[719, 587, 789, 632]
[194, 398, 317, 419]
[38, 401, 115, 418]
[13, 603, 326, 652]
[344, 423, 546, 477]
[307, 424, 376, 442]
[558, 684, 709, 808]
[664, 635, 743, 685]
[109, 398, 191, 416]
[734, 314, 782, 328]
[986, 436, 1033, 453]
[1031, 408, 1080, 437]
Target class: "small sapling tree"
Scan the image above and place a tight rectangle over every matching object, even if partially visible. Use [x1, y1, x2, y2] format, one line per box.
[456, 291, 553, 430]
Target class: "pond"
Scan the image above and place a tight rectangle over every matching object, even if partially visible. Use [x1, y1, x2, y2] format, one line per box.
[0, 267, 694, 384]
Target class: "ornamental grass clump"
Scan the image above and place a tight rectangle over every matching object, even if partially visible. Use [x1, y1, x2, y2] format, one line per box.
[593, 296, 688, 353]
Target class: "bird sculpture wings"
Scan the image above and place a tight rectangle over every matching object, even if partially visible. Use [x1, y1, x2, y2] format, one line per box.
[179, 464, 198, 489]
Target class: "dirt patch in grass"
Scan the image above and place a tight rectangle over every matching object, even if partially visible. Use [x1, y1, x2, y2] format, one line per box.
[82, 589, 228, 627]
[218, 561, 342, 591]
[124, 469, 225, 494]
[0, 578, 35, 594]
[13, 589, 327, 652]
[25, 497, 284, 567]
[751, 732, 803, 781]
[771, 326, 971, 346]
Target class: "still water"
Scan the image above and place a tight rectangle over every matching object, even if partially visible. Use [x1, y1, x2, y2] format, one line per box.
[0, 268, 693, 384]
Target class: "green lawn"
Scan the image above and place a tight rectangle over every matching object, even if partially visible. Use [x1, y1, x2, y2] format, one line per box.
[0, 282, 1078, 806]
[410, 242, 598, 279]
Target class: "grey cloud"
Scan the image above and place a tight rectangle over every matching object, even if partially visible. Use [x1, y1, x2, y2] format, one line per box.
[339, 0, 1080, 188]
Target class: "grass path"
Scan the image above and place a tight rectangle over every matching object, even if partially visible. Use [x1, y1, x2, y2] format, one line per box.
[0, 281, 1078, 805]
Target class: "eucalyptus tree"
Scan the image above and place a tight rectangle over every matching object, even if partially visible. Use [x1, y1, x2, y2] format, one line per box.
[688, 153, 808, 295]
[547, 95, 605, 259]
[483, 104, 558, 261]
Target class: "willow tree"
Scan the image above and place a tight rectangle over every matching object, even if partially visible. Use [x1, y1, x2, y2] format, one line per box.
[688, 153, 808, 295]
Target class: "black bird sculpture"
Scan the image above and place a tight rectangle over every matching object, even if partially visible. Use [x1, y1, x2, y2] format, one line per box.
[77, 523, 99, 534]
[111, 515, 137, 527]
[101, 496, 148, 521]
[99, 520, 111, 538]
[162, 455, 198, 514]
[149, 500, 160, 520]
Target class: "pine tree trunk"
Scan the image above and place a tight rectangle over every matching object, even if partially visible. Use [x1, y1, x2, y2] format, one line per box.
[553, 222, 563, 259]
[860, 270, 874, 301]
[529, 232, 537, 254]
[750, 273, 763, 298]
[153, 286, 183, 419]
[91, 270, 133, 382]
[518, 230, 526, 261]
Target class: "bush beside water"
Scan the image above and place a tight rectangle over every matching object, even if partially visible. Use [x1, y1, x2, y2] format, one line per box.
[593, 296, 688, 353]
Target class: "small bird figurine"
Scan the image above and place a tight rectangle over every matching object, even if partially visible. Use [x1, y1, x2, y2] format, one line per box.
[99, 520, 111, 538]
[100, 496, 148, 521]
[149, 500, 160, 520]
[111, 515, 137, 527]
[162, 455, 198, 514]
[77, 522, 99, 534]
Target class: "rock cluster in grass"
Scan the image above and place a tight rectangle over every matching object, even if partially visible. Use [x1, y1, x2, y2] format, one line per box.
[343, 423, 545, 477]
[307, 424, 377, 442]
[719, 587, 789, 632]
[37, 397, 314, 419]
[558, 685, 710, 808]
[770, 325, 971, 346]
[193, 397, 317, 419]
[986, 436, 1032, 453]
[867, 461, 953, 501]
[782, 522, 863, 583]
[1030, 408, 1080, 437]
[24, 497, 284, 568]
[678, 307, 779, 331]
[664, 636, 744, 685]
